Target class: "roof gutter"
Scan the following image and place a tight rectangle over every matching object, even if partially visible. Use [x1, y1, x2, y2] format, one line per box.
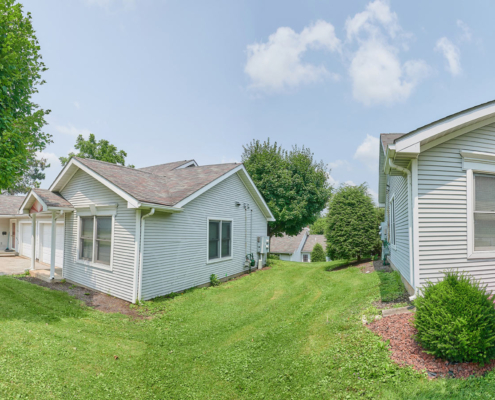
[136, 208, 155, 303]
[388, 159, 415, 288]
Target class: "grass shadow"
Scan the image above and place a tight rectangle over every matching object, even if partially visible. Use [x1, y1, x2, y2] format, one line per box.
[376, 270, 410, 303]
[0, 276, 89, 323]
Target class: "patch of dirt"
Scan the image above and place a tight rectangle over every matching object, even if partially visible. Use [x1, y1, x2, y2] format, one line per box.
[358, 259, 393, 274]
[373, 294, 411, 309]
[368, 313, 495, 379]
[18, 277, 143, 319]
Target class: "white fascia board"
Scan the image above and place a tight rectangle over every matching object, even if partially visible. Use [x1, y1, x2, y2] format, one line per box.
[137, 202, 183, 213]
[396, 103, 495, 152]
[237, 166, 276, 221]
[46, 207, 74, 212]
[383, 145, 396, 175]
[50, 158, 141, 208]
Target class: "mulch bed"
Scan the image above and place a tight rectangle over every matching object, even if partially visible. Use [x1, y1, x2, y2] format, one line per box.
[17, 277, 143, 319]
[368, 313, 495, 379]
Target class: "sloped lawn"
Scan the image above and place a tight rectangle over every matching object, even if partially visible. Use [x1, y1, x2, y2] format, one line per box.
[0, 260, 494, 399]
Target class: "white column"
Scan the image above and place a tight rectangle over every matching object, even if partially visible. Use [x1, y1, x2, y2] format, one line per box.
[30, 214, 37, 270]
[50, 211, 56, 279]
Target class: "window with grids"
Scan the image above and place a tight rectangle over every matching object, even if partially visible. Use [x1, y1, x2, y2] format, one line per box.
[389, 197, 396, 245]
[474, 174, 495, 251]
[79, 216, 112, 265]
[208, 220, 232, 260]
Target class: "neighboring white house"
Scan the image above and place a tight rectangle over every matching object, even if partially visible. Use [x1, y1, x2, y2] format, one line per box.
[270, 228, 328, 262]
[380, 99, 495, 296]
[0, 158, 275, 302]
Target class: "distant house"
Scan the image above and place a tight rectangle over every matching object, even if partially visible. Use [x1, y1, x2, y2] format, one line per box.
[270, 228, 329, 262]
[0, 157, 275, 302]
[380, 99, 495, 296]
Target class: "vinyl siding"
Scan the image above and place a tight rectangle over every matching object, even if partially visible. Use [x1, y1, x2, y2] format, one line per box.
[417, 122, 495, 291]
[140, 173, 268, 300]
[387, 174, 411, 284]
[61, 169, 137, 302]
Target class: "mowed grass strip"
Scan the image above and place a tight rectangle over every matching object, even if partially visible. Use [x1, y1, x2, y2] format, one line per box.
[1, 261, 495, 399]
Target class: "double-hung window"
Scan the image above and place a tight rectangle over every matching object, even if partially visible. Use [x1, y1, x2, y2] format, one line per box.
[79, 216, 113, 265]
[208, 219, 232, 261]
[473, 174, 495, 252]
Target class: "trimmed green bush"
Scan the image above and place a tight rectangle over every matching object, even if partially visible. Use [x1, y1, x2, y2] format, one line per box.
[311, 243, 326, 262]
[414, 270, 495, 364]
[209, 274, 221, 287]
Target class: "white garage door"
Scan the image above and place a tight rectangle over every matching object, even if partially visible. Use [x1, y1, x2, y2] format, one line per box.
[41, 223, 64, 267]
[21, 223, 32, 258]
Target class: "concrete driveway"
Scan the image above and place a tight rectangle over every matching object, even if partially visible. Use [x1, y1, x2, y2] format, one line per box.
[0, 256, 43, 275]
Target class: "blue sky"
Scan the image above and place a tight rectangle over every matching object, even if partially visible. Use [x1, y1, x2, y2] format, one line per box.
[24, 0, 495, 202]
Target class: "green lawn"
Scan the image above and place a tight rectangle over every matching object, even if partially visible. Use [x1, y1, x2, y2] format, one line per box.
[1, 260, 495, 399]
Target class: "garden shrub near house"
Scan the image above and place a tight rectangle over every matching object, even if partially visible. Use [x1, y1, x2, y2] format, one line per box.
[414, 270, 495, 364]
[311, 243, 326, 262]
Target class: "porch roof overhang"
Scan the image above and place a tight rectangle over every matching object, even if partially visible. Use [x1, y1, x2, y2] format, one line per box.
[18, 189, 74, 215]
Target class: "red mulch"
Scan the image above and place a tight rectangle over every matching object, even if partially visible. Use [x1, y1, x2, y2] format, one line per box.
[368, 313, 495, 379]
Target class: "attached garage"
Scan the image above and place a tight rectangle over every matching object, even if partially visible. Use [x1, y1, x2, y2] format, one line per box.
[40, 222, 64, 267]
[20, 222, 32, 258]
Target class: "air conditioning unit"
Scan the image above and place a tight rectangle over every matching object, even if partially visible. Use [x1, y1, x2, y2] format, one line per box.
[257, 236, 270, 254]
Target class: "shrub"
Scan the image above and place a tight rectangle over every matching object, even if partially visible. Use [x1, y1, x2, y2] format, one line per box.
[267, 254, 280, 260]
[414, 270, 495, 364]
[209, 274, 221, 287]
[311, 243, 326, 262]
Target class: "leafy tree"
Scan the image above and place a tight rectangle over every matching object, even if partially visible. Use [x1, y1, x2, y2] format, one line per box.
[325, 184, 377, 261]
[0, 1, 51, 190]
[2, 156, 49, 194]
[310, 217, 326, 235]
[242, 139, 331, 237]
[311, 243, 326, 262]
[373, 206, 385, 255]
[60, 134, 134, 167]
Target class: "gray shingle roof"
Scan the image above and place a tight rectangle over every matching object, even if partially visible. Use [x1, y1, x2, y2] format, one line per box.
[0, 195, 25, 215]
[33, 189, 73, 208]
[270, 230, 308, 254]
[138, 160, 195, 175]
[380, 133, 405, 153]
[75, 157, 240, 207]
[302, 235, 327, 253]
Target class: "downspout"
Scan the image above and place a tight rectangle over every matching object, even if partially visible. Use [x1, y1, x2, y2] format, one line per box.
[137, 208, 155, 302]
[388, 159, 414, 293]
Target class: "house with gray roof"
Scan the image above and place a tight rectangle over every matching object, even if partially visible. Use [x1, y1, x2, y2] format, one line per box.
[0, 157, 274, 302]
[270, 228, 329, 262]
[380, 99, 495, 297]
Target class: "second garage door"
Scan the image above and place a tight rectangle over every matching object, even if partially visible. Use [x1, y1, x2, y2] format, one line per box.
[41, 223, 64, 267]
[21, 223, 32, 258]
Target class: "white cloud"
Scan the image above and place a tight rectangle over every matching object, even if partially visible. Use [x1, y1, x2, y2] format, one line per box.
[327, 174, 339, 187]
[354, 134, 379, 170]
[345, 180, 356, 186]
[435, 37, 461, 76]
[74, 101, 80, 109]
[54, 124, 91, 139]
[457, 20, 472, 42]
[329, 159, 352, 171]
[346, 0, 430, 105]
[245, 20, 341, 92]
[368, 187, 378, 203]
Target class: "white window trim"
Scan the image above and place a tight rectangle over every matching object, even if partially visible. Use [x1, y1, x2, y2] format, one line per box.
[466, 169, 495, 259]
[389, 194, 396, 250]
[76, 214, 115, 271]
[206, 217, 233, 264]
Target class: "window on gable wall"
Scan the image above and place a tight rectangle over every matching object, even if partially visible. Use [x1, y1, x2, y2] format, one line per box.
[474, 174, 495, 251]
[79, 216, 112, 265]
[208, 220, 232, 261]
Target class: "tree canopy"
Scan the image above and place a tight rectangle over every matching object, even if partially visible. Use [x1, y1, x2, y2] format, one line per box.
[60, 134, 134, 167]
[0, 0, 51, 190]
[2, 156, 49, 194]
[325, 184, 378, 261]
[311, 243, 326, 262]
[309, 217, 326, 235]
[242, 139, 331, 237]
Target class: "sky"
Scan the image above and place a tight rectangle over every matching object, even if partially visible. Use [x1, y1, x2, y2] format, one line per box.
[22, 0, 495, 203]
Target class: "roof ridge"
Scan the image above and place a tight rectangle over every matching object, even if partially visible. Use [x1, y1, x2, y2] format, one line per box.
[75, 157, 158, 176]
[138, 160, 193, 169]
